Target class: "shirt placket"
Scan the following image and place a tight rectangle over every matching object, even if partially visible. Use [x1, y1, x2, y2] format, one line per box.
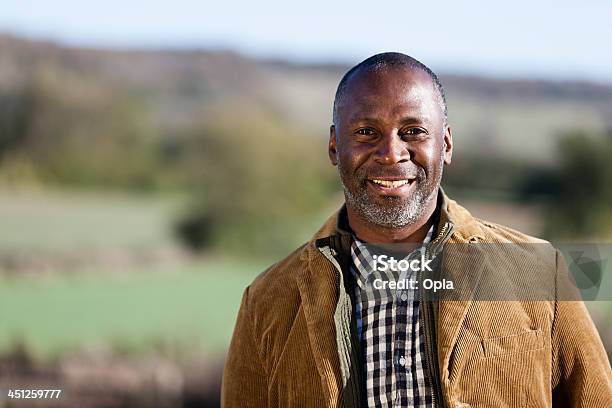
[393, 252, 419, 407]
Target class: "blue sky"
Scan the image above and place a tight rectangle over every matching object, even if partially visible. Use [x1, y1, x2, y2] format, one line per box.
[1, 0, 611, 82]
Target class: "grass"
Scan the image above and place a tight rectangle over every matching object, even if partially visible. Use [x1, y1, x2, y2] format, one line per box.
[0, 259, 266, 361]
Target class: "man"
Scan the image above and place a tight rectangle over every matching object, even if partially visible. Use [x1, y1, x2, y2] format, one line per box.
[222, 53, 611, 407]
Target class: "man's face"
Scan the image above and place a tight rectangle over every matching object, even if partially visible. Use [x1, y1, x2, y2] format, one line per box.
[329, 66, 452, 229]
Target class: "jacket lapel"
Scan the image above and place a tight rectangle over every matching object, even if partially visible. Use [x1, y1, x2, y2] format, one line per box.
[436, 198, 488, 405]
[296, 243, 343, 407]
[437, 240, 486, 389]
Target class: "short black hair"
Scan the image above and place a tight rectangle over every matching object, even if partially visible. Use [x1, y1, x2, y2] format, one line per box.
[332, 52, 447, 126]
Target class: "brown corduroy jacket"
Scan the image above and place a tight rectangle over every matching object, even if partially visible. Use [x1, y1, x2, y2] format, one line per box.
[222, 194, 612, 407]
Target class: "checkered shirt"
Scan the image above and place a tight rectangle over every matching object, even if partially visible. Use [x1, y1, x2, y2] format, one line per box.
[350, 227, 435, 408]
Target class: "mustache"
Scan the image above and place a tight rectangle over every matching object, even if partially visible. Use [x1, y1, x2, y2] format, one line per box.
[356, 165, 425, 181]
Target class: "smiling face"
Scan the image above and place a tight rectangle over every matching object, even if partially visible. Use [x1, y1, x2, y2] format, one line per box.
[329, 66, 453, 235]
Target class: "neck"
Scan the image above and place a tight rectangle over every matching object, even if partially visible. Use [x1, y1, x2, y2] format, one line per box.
[347, 198, 438, 244]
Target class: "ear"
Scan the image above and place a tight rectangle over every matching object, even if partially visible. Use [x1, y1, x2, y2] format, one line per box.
[329, 125, 338, 166]
[443, 125, 453, 165]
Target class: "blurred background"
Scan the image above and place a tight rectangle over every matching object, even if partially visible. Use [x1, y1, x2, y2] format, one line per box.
[0, 1, 611, 406]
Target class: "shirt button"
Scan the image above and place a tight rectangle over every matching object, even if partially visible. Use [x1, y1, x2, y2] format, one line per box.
[401, 292, 408, 301]
[399, 356, 406, 366]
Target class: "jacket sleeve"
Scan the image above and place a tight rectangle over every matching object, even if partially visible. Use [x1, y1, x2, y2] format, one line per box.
[221, 287, 268, 407]
[551, 250, 612, 407]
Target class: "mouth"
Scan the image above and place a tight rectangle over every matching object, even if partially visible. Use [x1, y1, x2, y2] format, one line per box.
[367, 177, 416, 196]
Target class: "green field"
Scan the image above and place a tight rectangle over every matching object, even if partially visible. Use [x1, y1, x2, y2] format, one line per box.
[0, 259, 264, 360]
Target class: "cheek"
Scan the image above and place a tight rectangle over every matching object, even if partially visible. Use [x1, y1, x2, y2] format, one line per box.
[411, 141, 444, 172]
[339, 142, 370, 169]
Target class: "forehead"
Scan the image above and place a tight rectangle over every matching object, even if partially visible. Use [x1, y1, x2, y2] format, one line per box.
[337, 66, 440, 123]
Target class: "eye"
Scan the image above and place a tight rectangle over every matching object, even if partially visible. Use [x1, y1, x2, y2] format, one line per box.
[401, 127, 428, 139]
[404, 128, 426, 135]
[356, 128, 376, 136]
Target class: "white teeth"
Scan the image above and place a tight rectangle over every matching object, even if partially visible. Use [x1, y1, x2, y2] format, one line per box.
[371, 179, 410, 188]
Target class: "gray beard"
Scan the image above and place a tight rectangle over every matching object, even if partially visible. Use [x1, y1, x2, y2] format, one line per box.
[338, 155, 443, 229]
[342, 184, 434, 228]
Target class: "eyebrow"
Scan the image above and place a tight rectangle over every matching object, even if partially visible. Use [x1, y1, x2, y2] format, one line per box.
[348, 115, 426, 125]
[398, 116, 425, 125]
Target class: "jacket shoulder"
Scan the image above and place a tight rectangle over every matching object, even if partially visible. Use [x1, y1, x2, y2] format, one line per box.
[447, 198, 556, 267]
[446, 197, 548, 245]
[249, 243, 308, 297]
[240, 243, 309, 330]
[474, 217, 549, 244]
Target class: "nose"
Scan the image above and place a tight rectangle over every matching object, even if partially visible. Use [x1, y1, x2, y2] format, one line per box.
[373, 133, 410, 165]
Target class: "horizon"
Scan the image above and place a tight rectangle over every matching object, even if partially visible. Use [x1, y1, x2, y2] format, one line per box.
[3, 31, 612, 88]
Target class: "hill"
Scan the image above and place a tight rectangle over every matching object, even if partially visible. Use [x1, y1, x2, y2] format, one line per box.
[1, 33, 610, 166]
